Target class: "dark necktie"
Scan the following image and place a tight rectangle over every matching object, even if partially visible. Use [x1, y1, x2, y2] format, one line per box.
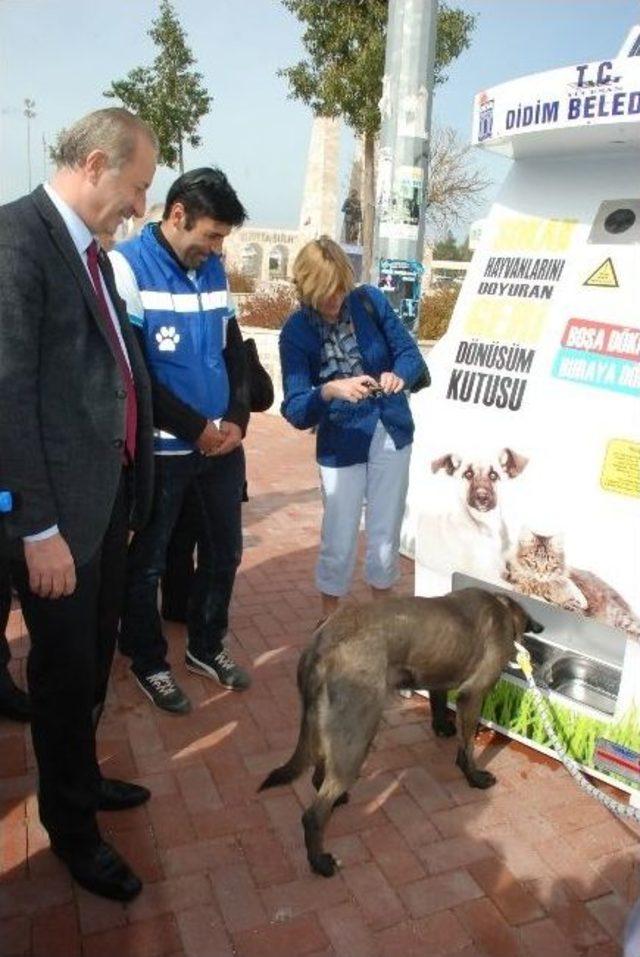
[86, 239, 137, 461]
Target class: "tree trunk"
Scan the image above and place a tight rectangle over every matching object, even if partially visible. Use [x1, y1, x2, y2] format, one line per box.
[361, 130, 376, 283]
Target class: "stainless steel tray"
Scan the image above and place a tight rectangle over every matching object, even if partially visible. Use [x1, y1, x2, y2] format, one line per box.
[503, 634, 621, 716]
[541, 656, 620, 715]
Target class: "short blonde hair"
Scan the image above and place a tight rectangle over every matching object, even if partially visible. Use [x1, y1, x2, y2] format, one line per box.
[293, 236, 354, 310]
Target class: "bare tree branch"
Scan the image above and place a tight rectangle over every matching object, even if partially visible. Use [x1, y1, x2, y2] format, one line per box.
[424, 126, 490, 235]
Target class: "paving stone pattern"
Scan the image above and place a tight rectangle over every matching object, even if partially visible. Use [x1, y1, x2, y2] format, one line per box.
[1, 414, 638, 956]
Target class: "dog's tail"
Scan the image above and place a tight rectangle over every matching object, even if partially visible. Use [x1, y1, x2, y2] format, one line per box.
[259, 645, 321, 791]
[258, 731, 309, 790]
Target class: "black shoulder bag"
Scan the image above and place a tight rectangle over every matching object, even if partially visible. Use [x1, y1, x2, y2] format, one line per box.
[244, 337, 275, 412]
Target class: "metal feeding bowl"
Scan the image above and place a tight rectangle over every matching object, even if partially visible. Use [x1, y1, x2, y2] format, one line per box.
[504, 634, 621, 717]
[539, 655, 621, 716]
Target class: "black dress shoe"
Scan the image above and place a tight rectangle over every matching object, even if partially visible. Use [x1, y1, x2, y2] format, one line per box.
[52, 840, 142, 902]
[0, 669, 30, 723]
[97, 778, 151, 811]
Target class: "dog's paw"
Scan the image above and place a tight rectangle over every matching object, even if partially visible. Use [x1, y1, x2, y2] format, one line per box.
[432, 717, 457, 738]
[470, 769, 497, 789]
[467, 768, 497, 790]
[311, 853, 339, 877]
[455, 750, 497, 789]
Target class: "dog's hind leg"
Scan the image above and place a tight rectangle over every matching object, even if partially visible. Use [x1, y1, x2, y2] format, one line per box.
[303, 776, 349, 877]
[304, 719, 379, 877]
[312, 760, 349, 807]
[311, 762, 324, 791]
[455, 689, 496, 789]
[429, 689, 456, 737]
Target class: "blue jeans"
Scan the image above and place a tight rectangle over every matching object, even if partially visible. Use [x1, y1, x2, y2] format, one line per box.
[120, 448, 245, 678]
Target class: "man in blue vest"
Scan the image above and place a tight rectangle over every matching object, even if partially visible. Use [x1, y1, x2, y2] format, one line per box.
[110, 168, 251, 713]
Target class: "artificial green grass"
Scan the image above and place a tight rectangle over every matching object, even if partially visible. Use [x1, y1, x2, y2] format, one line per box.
[478, 677, 640, 785]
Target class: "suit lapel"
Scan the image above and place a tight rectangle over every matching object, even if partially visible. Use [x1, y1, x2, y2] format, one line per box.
[99, 246, 125, 325]
[30, 186, 120, 361]
[99, 248, 148, 394]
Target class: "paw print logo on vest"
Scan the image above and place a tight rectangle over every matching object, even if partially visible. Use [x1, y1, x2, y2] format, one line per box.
[156, 326, 181, 352]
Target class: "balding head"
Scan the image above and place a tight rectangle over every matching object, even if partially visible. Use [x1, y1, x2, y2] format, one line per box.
[50, 107, 158, 172]
[50, 108, 158, 235]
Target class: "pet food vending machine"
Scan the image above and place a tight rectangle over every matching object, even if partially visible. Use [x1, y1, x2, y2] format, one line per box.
[406, 24, 640, 797]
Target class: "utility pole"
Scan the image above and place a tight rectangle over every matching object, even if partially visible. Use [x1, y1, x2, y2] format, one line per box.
[23, 98, 36, 192]
[374, 0, 438, 333]
[42, 133, 48, 182]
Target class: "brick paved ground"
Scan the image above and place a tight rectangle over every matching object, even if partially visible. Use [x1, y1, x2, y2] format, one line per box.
[1, 413, 639, 956]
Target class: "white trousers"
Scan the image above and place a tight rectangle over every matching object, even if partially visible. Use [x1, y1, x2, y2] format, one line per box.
[624, 896, 640, 957]
[316, 422, 412, 596]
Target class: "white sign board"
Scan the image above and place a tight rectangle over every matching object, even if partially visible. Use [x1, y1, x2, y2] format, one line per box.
[408, 34, 640, 790]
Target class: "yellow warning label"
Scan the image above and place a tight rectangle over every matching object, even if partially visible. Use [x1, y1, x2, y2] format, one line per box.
[601, 439, 640, 497]
[463, 300, 547, 343]
[584, 258, 619, 288]
[492, 215, 577, 253]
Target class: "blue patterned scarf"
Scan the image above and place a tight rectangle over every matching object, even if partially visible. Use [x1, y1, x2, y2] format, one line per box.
[311, 299, 364, 384]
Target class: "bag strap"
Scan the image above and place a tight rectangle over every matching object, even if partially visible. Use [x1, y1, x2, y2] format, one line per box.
[356, 287, 380, 330]
[357, 286, 430, 393]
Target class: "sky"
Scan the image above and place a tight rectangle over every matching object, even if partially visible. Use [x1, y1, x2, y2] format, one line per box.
[1, 0, 639, 239]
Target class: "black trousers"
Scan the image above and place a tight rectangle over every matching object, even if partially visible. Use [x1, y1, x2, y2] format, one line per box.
[10, 472, 129, 852]
[161, 489, 199, 623]
[162, 479, 249, 623]
[0, 559, 11, 668]
[120, 449, 245, 678]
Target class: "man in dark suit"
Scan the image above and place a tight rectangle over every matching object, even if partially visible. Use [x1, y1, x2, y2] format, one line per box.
[0, 559, 30, 721]
[0, 108, 157, 901]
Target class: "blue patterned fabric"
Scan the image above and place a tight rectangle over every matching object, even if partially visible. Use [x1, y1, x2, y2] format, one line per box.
[280, 284, 428, 467]
[312, 300, 364, 383]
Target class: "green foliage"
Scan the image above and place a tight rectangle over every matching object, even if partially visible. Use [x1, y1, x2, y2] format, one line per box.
[417, 285, 460, 340]
[432, 229, 471, 261]
[279, 0, 476, 136]
[482, 679, 640, 786]
[104, 0, 211, 170]
[281, 1, 476, 278]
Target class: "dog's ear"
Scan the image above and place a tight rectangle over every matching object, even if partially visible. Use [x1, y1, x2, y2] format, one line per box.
[492, 594, 524, 646]
[499, 448, 529, 478]
[431, 453, 461, 475]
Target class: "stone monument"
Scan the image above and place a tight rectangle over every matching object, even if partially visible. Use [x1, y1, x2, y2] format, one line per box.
[298, 115, 341, 239]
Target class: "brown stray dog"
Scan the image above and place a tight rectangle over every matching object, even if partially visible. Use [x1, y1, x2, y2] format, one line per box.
[259, 587, 543, 877]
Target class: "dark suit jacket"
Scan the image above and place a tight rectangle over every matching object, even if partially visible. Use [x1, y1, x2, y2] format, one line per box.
[0, 186, 154, 565]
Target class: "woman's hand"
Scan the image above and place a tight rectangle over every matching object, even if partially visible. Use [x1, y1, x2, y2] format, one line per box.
[321, 375, 379, 403]
[379, 371, 405, 394]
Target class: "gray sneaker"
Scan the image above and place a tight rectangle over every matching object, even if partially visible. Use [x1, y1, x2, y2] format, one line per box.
[185, 647, 251, 691]
[135, 670, 191, 714]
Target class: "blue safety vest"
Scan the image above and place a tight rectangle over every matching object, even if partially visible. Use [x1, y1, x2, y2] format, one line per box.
[116, 224, 230, 453]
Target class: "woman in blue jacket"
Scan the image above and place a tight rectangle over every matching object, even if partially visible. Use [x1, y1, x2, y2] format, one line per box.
[280, 236, 428, 620]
